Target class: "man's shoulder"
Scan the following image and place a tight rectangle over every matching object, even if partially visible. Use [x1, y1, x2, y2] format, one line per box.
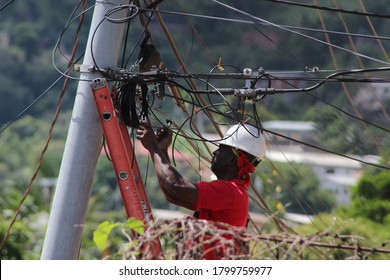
[198, 179, 245, 190]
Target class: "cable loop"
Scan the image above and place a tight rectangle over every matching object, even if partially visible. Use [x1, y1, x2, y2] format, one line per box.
[105, 4, 139, 23]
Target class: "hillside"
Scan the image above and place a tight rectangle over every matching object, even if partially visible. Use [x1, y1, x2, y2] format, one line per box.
[1, 0, 390, 261]
[1, 0, 389, 126]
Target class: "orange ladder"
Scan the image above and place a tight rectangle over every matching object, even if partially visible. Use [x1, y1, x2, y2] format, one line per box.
[90, 77, 163, 259]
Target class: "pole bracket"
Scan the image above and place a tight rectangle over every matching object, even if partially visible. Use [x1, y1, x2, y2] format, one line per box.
[73, 64, 97, 73]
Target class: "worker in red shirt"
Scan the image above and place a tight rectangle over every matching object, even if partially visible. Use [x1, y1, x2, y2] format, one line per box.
[136, 121, 266, 259]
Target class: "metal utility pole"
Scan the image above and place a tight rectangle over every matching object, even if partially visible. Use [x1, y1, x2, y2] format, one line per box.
[41, 0, 128, 259]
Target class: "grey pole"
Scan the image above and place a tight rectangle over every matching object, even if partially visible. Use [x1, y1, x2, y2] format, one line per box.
[41, 0, 128, 259]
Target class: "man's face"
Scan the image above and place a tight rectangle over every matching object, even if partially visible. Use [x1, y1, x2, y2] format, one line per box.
[211, 144, 237, 176]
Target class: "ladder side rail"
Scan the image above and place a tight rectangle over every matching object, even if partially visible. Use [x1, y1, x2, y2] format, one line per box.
[90, 78, 144, 220]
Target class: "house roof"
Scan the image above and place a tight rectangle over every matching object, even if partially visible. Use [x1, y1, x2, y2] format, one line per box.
[266, 149, 365, 169]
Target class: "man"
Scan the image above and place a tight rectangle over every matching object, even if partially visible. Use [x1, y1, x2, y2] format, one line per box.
[136, 121, 266, 259]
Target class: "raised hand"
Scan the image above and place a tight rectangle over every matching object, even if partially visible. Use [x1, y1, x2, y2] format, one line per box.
[155, 126, 172, 152]
[136, 120, 158, 151]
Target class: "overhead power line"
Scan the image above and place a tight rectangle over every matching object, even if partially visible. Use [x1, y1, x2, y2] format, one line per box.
[259, 0, 390, 19]
[264, 128, 390, 171]
[0, 0, 16, 12]
[212, 0, 390, 66]
[141, 8, 390, 42]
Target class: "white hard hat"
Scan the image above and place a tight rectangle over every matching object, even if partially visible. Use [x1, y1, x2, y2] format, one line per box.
[219, 123, 266, 160]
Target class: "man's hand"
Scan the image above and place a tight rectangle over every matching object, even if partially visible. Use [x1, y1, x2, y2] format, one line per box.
[136, 120, 172, 154]
[136, 120, 158, 151]
[136, 120, 197, 210]
[155, 126, 172, 153]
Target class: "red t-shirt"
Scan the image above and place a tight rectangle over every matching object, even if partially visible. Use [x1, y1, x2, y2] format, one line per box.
[194, 178, 249, 259]
[196, 178, 249, 226]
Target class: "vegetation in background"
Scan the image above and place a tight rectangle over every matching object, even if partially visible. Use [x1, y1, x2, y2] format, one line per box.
[1, 1, 389, 259]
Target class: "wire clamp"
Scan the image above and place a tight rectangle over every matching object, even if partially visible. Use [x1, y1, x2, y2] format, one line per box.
[73, 64, 96, 73]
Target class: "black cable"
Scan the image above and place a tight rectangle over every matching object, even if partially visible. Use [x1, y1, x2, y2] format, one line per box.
[259, 0, 390, 19]
[0, 0, 15, 12]
[306, 91, 390, 134]
[52, 2, 95, 81]
[104, 4, 139, 23]
[90, 17, 113, 79]
[205, 64, 242, 123]
[262, 67, 390, 94]
[0, 74, 65, 135]
[155, 82, 390, 170]
[89, 4, 143, 79]
[123, 4, 155, 69]
[252, 25, 306, 71]
[118, 80, 149, 128]
[267, 73, 390, 134]
[140, 8, 390, 41]
[121, 8, 133, 68]
[263, 128, 390, 170]
[211, 0, 390, 66]
[1, 0, 87, 133]
[146, 0, 166, 10]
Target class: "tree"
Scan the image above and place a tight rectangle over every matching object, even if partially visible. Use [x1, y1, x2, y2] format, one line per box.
[303, 106, 377, 155]
[349, 169, 390, 223]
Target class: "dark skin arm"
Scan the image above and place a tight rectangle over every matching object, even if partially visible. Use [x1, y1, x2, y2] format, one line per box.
[136, 120, 198, 210]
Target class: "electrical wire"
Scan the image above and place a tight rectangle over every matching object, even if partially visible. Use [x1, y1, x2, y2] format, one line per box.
[259, 0, 390, 19]
[0, 0, 387, 261]
[1, 0, 90, 135]
[144, 74, 390, 170]
[263, 128, 389, 170]
[0, 0, 15, 12]
[359, 0, 390, 63]
[140, 8, 390, 42]
[0, 74, 65, 135]
[266, 74, 390, 134]
[315, 0, 387, 160]
[97, 0, 390, 250]
[0, 0, 88, 251]
[211, 0, 390, 66]
[51, 3, 96, 81]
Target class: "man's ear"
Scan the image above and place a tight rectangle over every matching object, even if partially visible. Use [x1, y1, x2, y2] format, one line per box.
[229, 153, 238, 166]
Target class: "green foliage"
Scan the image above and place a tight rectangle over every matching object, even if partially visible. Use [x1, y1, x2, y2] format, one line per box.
[0, 114, 68, 183]
[93, 221, 121, 252]
[349, 200, 390, 224]
[348, 170, 390, 223]
[0, 181, 50, 259]
[92, 218, 145, 257]
[1, 0, 389, 260]
[295, 212, 390, 260]
[303, 105, 378, 155]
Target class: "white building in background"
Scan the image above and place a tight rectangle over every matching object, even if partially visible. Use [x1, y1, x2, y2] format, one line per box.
[266, 147, 363, 205]
[263, 121, 379, 206]
[263, 120, 318, 146]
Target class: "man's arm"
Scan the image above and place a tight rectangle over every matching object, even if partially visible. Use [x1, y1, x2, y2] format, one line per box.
[136, 121, 198, 210]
